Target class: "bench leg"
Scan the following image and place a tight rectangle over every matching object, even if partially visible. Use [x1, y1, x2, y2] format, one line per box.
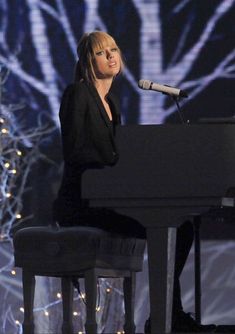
[193, 215, 202, 324]
[61, 277, 74, 334]
[22, 270, 35, 334]
[84, 269, 98, 334]
[123, 273, 136, 334]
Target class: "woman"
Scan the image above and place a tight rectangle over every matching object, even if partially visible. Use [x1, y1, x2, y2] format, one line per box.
[53, 31, 145, 238]
[53, 31, 215, 333]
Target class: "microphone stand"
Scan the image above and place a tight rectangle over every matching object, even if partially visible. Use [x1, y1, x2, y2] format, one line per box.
[171, 95, 188, 124]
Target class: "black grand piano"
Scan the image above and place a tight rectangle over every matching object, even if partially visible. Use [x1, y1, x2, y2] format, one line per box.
[82, 124, 235, 334]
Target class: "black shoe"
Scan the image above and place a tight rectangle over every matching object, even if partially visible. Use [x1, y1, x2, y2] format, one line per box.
[145, 312, 216, 333]
[144, 317, 150, 334]
[172, 311, 216, 332]
[215, 325, 235, 332]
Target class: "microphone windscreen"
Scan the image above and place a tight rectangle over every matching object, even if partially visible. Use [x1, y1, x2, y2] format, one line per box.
[138, 79, 151, 90]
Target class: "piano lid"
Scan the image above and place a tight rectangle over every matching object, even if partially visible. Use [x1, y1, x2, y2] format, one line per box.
[82, 124, 235, 200]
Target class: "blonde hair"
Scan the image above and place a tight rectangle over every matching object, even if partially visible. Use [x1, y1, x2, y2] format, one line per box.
[75, 31, 124, 84]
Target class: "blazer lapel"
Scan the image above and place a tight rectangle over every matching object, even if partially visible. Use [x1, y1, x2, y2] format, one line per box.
[86, 83, 121, 155]
[86, 83, 113, 129]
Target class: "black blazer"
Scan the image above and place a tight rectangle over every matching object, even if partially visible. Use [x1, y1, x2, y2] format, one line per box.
[54, 81, 121, 224]
[59, 80, 121, 170]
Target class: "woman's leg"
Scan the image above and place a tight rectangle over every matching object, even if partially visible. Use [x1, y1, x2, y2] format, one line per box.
[80, 207, 146, 239]
[173, 221, 194, 315]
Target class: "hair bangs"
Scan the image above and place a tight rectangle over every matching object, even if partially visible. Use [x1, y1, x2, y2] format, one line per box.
[90, 32, 117, 54]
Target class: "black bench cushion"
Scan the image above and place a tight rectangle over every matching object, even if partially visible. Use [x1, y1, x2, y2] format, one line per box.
[13, 226, 146, 274]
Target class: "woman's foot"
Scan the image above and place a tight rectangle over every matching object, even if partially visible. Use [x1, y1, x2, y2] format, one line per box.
[172, 311, 216, 332]
[144, 312, 216, 333]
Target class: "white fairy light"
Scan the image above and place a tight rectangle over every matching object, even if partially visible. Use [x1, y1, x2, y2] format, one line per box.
[1, 128, 9, 134]
[80, 292, 86, 300]
[44, 310, 49, 316]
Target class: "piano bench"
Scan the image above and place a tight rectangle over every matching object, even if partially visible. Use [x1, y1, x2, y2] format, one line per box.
[13, 225, 146, 334]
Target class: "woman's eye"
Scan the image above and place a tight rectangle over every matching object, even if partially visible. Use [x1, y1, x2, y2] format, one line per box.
[111, 48, 118, 52]
[96, 51, 104, 56]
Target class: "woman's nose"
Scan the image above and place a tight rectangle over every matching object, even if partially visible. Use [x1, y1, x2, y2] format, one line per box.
[107, 51, 113, 59]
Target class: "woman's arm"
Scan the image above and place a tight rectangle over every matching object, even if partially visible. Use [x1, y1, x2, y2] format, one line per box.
[59, 83, 88, 166]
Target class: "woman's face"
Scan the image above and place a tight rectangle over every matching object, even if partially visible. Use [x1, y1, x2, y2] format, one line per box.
[92, 43, 121, 80]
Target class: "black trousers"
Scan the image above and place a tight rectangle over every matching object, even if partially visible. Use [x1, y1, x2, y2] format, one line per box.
[173, 221, 194, 316]
[58, 207, 194, 317]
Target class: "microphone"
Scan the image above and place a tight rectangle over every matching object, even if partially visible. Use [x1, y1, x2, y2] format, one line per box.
[138, 79, 188, 98]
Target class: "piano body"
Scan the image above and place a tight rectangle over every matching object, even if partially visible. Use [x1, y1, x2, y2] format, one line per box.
[82, 124, 235, 334]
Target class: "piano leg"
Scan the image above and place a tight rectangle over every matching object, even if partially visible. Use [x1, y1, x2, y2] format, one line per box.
[147, 227, 176, 334]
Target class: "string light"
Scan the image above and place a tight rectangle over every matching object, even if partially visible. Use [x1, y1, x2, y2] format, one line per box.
[57, 292, 61, 298]
[80, 292, 86, 300]
[44, 310, 49, 316]
[0, 65, 54, 244]
[0, 64, 65, 332]
[106, 288, 111, 293]
[1, 128, 9, 134]
[16, 150, 22, 156]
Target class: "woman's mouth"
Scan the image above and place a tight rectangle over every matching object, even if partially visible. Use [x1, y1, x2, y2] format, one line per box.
[109, 61, 117, 67]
